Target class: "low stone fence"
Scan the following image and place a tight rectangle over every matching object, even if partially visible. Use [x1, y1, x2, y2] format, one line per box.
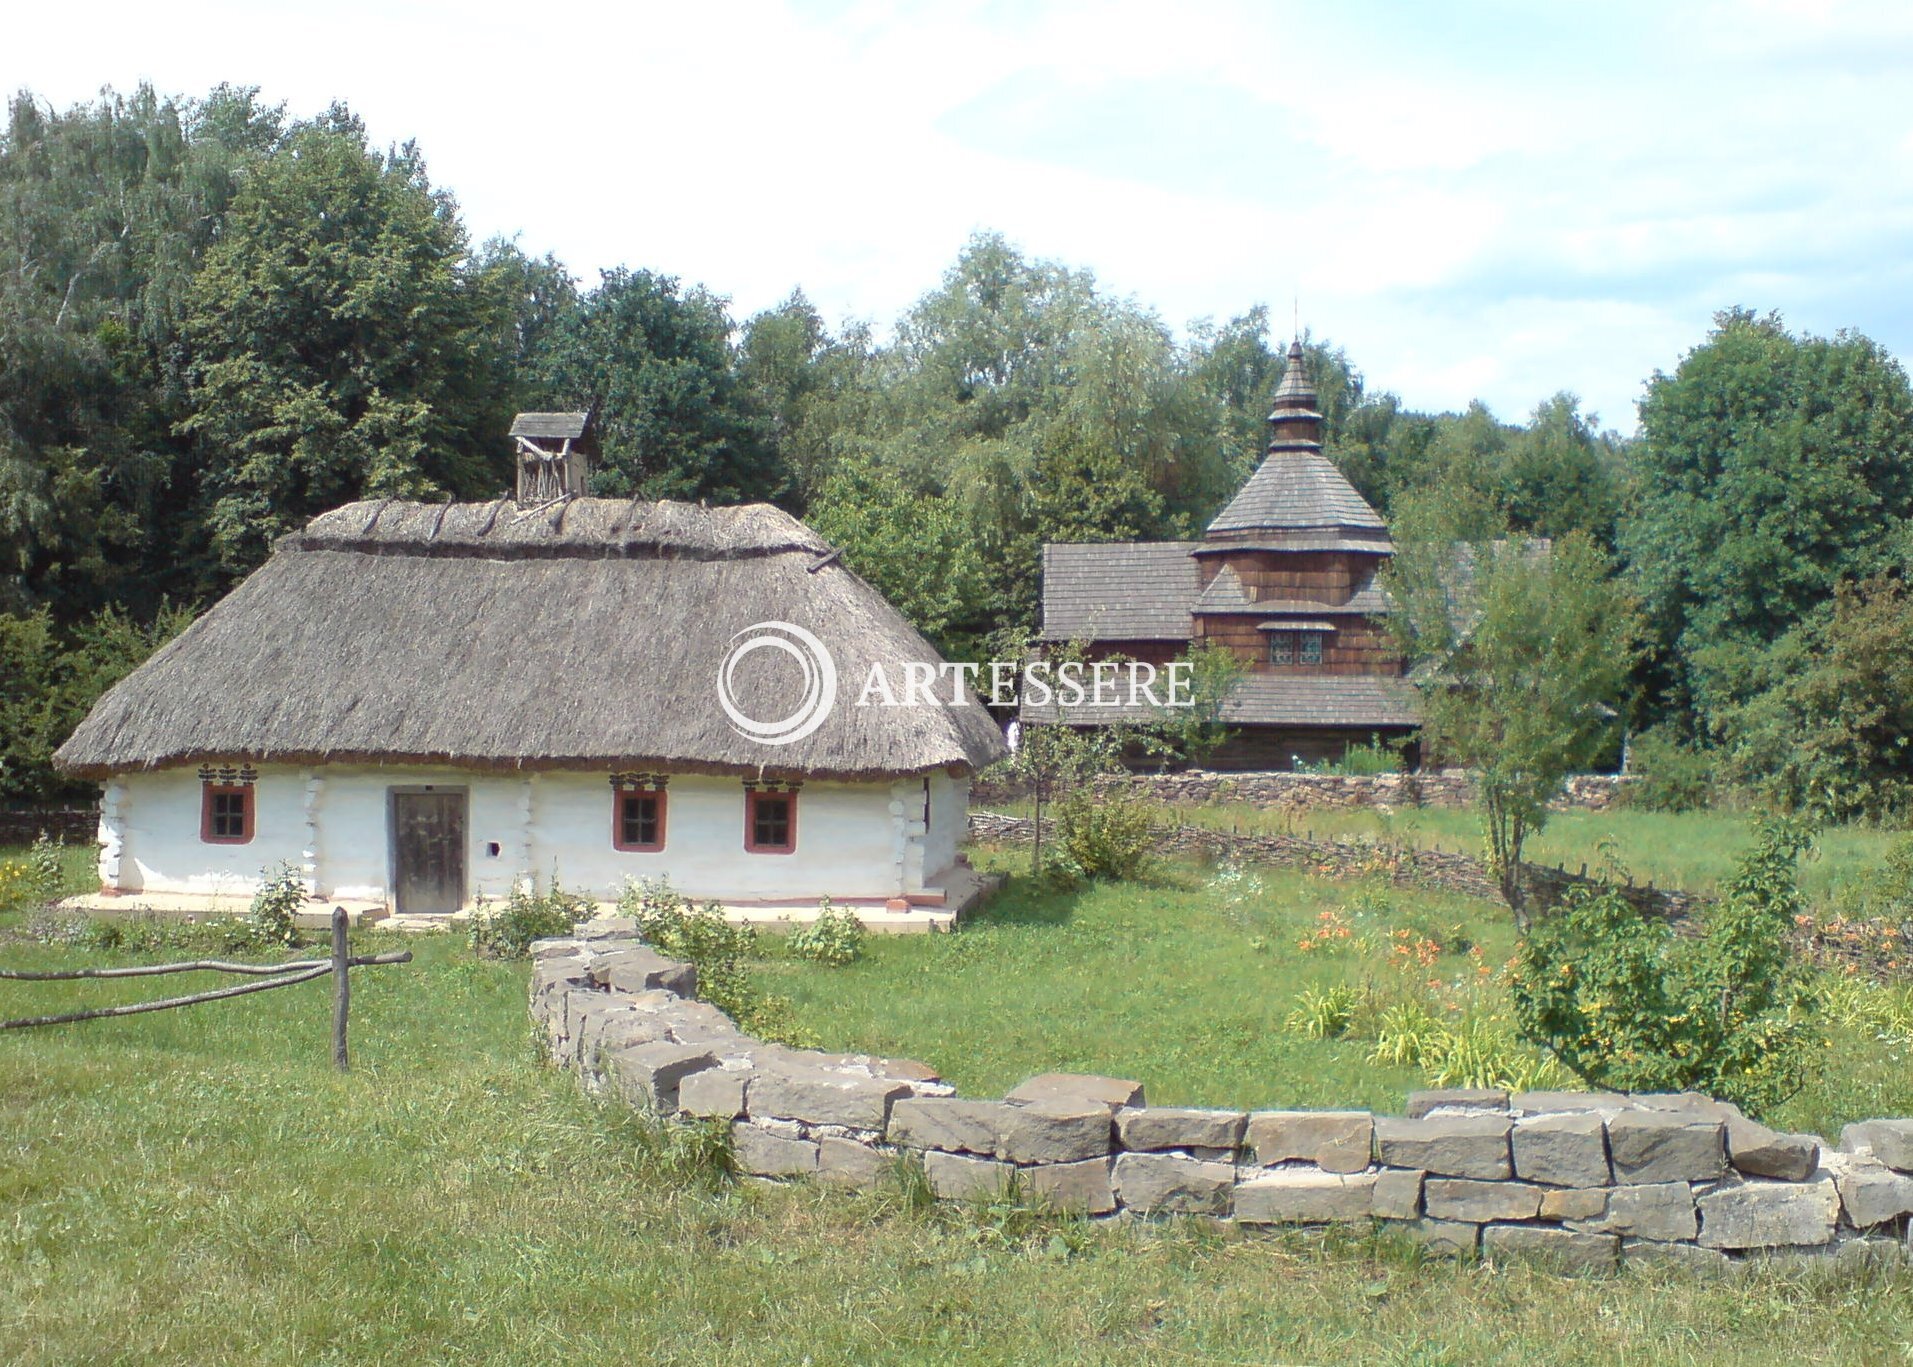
[965, 810, 1704, 922]
[532, 922, 1913, 1272]
[0, 808, 96, 845]
[973, 771, 1632, 813]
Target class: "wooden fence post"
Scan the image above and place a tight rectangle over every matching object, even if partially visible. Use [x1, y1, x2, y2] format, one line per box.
[332, 907, 350, 1072]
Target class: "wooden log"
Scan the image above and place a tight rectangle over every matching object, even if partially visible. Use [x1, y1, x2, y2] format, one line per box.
[0, 950, 411, 982]
[0, 965, 332, 1030]
[332, 907, 351, 1072]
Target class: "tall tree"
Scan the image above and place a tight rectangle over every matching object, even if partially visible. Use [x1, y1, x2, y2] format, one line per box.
[1622, 309, 1913, 732]
[1389, 509, 1640, 925]
[178, 107, 512, 572]
[539, 267, 786, 504]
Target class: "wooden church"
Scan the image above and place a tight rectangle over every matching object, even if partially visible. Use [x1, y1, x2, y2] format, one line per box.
[1027, 338, 1419, 769]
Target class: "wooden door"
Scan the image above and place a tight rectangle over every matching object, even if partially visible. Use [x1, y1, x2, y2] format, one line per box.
[392, 790, 466, 915]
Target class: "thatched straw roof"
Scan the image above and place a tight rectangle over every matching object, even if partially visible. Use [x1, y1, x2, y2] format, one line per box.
[57, 498, 1008, 781]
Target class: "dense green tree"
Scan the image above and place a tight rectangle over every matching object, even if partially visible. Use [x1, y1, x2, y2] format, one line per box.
[1721, 575, 1913, 820]
[0, 84, 280, 615]
[179, 108, 514, 571]
[1623, 309, 1913, 731]
[539, 267, 786, 504]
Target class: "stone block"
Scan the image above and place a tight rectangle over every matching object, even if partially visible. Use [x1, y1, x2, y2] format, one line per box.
[1482, 1223, 1619, 1272]
[591, 946, 697, 998]
[1021, 1157, 1117, 1215]
[1577, 1182, 1697, 1242]
[1374, 1114, 1512, 1180]
[1246, 1111, 1374, 1174]
[1697, 1178, 1839, 1250]
[888, 1097, 1011, 1156]
[1628, 1092, 1742, 1120]
[1424, 1178, 1544, 1222]
[816, 1138, 892, 1188]
[1725, 1117, 1819, 1182]
[1406, 1088, 1508, 1119]
[677, 1065, 750, 1120]
[1114, 1107, 1246, 1155]
[999, 1101, 1113, 1165]
[1397, 1218, 1478, 1257]
[1233, 1169, 1378, 1224]
[748, 1067, 911, 1131]
[1371, 1168, 1424, 1220]
[1511, 1090, 1628, 1117]
[1846, 1119, 1913, 1173]
[1540, 1187, 1608, 1222]
[1005, 1072, 1145, 1109]
[1835, 1165, 1913, 1228]
[924, 1150, 1014, 1201]
[604, 1041, 716, 1113]
[1607, 1111, 1725, 1184]
[1513, 1112, 1611, 1188]
[1621, 1238, 1731, 1273]
[732, 1122, 819, 1177]
[1111, 1152, 1236, 1216]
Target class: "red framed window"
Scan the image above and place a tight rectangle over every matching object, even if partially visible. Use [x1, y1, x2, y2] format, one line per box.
[745, 788, 797, 854]
[613, 788, 667, 852]
[201, 785, 254, 844]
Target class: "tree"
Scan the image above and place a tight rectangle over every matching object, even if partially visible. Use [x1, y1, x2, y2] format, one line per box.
[1388, 513, 1640, 926]
[178, 108, 513, 572]
[539, 267, 787, 505]
[1623, 309, 1913, 733]
[1720, 575, 1913, 820]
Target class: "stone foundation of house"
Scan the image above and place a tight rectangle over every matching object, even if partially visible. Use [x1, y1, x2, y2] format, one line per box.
[533, 922, 1913, 1273]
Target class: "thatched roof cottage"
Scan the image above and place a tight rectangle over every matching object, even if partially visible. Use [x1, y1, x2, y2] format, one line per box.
[56, 496, 1005, 921]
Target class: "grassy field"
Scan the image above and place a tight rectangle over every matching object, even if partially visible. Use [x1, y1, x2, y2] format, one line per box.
[986, 799, 1904, 904]
[765, 849, 1913, 1141]
[7, 922, 1913, 1364]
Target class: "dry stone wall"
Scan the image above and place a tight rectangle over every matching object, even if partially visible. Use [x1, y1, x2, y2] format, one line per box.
[966, 810, 1705, 922]
[532, 920, 1913, 1273]
[972, 771, 1632, 813]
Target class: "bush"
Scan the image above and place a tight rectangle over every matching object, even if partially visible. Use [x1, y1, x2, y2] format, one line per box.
[1298, 735, 1406, 776]
[1621, 725, 1715, 813]
[787, 897, 865, 966]
[248, 862, 307, 947]
[1510, 817, 1817, 1115]
[1049, 789, 1152, 887]
[470, 878, 591, 959]
[617, 879, 818, 1048]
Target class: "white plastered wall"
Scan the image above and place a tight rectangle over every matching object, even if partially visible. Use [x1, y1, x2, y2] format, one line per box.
[98, 763, 937, 906]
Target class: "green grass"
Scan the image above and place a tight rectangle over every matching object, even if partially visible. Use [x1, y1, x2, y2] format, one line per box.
[7, 924, 1913, 1363]
[764, 856, 1514, 1110]
[765, 849, 1913, 1140]
[991, 799, 1902, 904]
[8, 838, 1913, 1361]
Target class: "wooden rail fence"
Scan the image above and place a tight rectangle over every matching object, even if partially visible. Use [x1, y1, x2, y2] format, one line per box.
[1, 908, 411, 1070]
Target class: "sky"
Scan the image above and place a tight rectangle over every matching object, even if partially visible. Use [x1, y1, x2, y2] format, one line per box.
[7, 0, 1911, 433]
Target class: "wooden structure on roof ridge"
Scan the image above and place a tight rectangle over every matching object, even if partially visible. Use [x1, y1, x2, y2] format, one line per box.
[511, 410, 592, 504]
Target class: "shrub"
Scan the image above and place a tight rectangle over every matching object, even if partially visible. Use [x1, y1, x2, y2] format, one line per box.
[1048, 789, 1152, 887]
[1298, 735, 1406, 776]
[1510, 817, 1817, 1115]
[470, 878, 591, 959]
[787, 897, 865, 966]
[1621, 725, 1715, 813]
[248, 862, 307, 947]
[617, 879, 818, 1048]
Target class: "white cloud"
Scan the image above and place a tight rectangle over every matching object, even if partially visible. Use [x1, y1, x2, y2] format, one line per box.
[4, 0, 1908, 433]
